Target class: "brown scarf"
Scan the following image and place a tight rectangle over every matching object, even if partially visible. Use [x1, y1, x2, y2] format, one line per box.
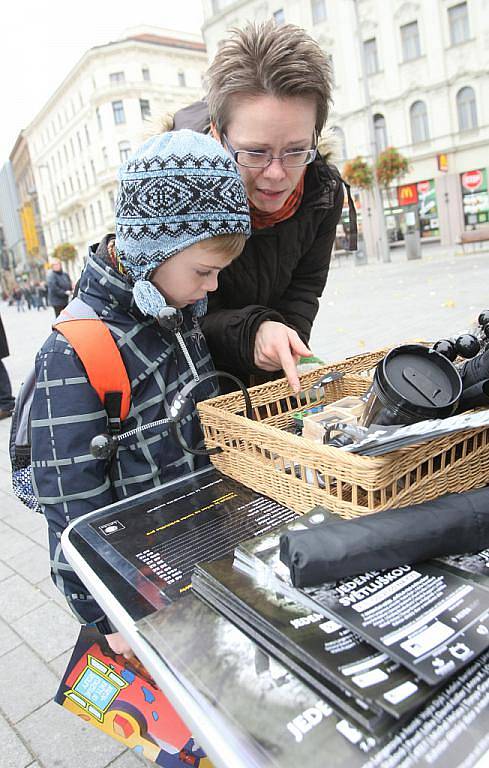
[250, 174, 305, 230]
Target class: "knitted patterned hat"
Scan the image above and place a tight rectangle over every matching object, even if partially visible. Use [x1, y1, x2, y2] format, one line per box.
[115, 129, 250, 317]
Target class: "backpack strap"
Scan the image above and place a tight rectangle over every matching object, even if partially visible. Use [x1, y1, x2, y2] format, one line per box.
[54, 318, 131, 434]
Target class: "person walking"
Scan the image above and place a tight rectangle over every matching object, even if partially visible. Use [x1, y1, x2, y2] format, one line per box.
[47, 260, 72, 317]
[0, 315, 15, 418]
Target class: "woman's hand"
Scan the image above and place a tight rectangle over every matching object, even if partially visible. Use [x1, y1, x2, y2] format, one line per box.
[254, 320, 312, 393]
[105, 631, 135, 660]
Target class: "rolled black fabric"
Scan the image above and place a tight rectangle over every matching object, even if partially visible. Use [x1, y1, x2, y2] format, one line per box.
[457, 379, 489, 412]
[459, 350, 489, 390]
[280, 486, 489, 587]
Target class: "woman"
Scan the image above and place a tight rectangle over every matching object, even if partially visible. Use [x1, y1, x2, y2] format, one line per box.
[173, 21, 356, 392]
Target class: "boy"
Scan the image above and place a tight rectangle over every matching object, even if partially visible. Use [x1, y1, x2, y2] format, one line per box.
[31, 130, 250, 654]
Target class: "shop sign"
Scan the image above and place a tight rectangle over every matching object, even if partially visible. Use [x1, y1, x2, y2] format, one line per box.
[417, 180, 437, 219]
[461, 169, 486, 192]
[461, 169, 489, 227]
[397, 183, 418, 206]
[437, 153, 448, 172]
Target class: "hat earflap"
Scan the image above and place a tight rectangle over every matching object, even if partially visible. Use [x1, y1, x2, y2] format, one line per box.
[133, 280, 168, 318]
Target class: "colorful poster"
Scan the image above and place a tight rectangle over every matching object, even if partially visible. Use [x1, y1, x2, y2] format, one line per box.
[56, 626, 213, 767]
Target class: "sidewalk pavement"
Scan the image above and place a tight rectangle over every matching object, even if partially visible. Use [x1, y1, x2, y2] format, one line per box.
[0, 305, 149, 768]
[0, 241, 488, 766]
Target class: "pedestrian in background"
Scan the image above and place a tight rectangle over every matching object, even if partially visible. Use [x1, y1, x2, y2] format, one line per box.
[0, 315, 15, 418]
[47, 260, 72, 317]
[12, 285, 24, 312]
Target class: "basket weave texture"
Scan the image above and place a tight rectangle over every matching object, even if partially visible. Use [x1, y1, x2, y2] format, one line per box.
[197, 348, 489, 518]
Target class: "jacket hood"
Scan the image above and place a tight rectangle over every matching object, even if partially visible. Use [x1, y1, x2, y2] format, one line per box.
[82, 235, 206, 320]
[80, 238, 136, 315]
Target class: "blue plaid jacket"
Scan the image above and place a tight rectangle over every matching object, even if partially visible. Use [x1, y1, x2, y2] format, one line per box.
[31, 242, 217, 626]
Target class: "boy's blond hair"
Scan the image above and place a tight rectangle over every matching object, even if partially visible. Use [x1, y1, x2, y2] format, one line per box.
[206, 21, 333, 135]
[210, 232, 246, 259]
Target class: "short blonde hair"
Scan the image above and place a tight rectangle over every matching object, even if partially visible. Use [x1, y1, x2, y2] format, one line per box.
[207, 232, 246, 259]
[206, 21, 333, 135]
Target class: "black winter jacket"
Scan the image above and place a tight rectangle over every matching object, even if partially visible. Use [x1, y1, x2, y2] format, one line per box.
[0, 316, 9, 359]
[174, 101, 346, 384]
[32, 241, 216, 626]
[47, 269, 72, 308]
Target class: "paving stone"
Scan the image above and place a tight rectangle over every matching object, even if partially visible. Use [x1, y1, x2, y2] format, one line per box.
[0, 711, 34, 768]
[17, 700, 125, 768]
[0, 489, 20, 517]
[0, 526, 39, 559]
[49, 647, 75, 678]
[0, 644, 58, 722]
[3, 509, 47, 541]
[0, 559, 14, 580]
[5, 542, 50, 584]
[13, 600, 79, 661]
[38, 575, 73, 613]
[0, 575, 47, 623]
[19, 523, 48, 548]
[0, 618, 22, 657]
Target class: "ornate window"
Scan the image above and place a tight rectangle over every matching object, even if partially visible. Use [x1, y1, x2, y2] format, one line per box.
[457, 86, 477, 131]
[410, 101, 429, 143]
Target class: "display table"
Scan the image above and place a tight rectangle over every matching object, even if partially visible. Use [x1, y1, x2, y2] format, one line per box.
[62, 467, 489, 768]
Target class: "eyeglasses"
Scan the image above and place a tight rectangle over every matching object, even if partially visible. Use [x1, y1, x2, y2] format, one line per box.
[222, 134, 318, 169]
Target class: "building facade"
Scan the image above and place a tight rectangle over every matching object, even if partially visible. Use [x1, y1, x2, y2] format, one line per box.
[24, 27, 208, 275]
[0, 162, 27, 290]
[9, 131, 47, 281]
[202, 0, 489, 251]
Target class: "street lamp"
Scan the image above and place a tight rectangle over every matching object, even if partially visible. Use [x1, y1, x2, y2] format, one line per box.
[352, 0, 391, 264]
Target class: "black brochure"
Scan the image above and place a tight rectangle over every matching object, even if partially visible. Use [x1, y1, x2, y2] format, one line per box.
[74, 466, 298, 605]
[193, 570, 391, 736]
[138, 593, 489, 767]
[235, 511, 489, 686]
[193, 558, 434, 721]
[436, 549, 489, 588]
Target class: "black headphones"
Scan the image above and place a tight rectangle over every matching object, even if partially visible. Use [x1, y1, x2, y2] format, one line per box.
[169, 371, 253, 455]
[90, 370, 253, 460]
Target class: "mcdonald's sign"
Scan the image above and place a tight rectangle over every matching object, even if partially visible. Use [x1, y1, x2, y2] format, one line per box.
[397, 183, 418, 207]
[437, 153, 448, 173]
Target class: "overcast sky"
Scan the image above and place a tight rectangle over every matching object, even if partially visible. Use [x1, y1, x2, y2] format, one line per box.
[1, 0, 205, 163]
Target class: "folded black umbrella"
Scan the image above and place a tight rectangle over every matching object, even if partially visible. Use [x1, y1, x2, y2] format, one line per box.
[457, 379, 489, 412]
[459, 350, 489, 390]
[280, 486, 489, 587]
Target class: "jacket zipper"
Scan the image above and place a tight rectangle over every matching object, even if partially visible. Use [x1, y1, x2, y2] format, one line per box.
[175, 329, 200, 383]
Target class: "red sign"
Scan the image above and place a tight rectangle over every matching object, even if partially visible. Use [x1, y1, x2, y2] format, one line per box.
[397, 183, 418, 206]
[462, 169, 483, 191]
[417, 180, 431, 195]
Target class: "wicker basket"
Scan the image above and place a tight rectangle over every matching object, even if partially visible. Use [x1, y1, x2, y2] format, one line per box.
[197, 348, 489, 518]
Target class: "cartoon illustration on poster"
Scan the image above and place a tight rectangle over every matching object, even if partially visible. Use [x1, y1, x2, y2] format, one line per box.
[56, 626, 214, 767]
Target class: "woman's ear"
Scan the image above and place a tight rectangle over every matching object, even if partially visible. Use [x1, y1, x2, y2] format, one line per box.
[209, 122, 222, 143]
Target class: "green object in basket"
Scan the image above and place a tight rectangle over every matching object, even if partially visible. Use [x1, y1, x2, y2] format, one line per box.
[299, 354, 324, 365]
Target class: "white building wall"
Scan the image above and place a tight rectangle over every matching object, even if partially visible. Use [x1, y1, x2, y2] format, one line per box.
[25, 32, 208, 276]
[202, 0, 489, 248]
[0, 162, 27, 270]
